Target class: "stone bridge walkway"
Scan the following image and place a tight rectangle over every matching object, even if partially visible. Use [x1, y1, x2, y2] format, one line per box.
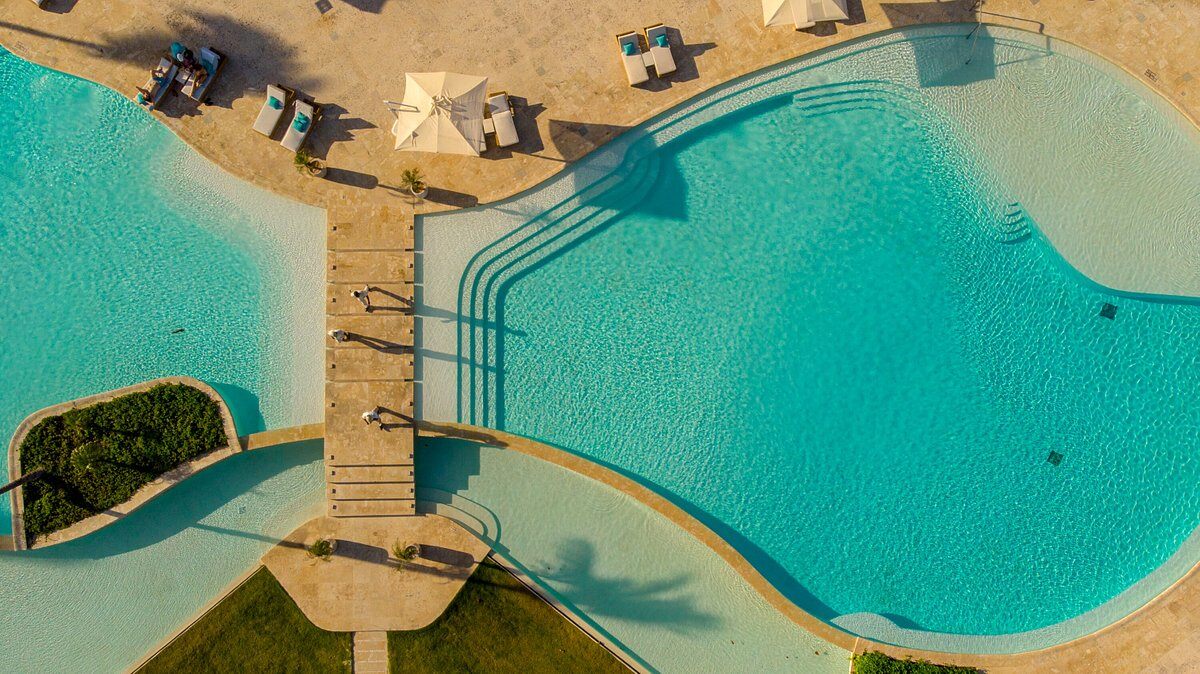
[324, 201, 417, 517]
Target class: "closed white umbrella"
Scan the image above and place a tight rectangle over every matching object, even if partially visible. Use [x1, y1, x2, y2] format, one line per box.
[388, 72, 488, 156]
[763, 0, 848, 29]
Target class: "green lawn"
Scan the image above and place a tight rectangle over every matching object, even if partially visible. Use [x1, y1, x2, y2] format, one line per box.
[388, 559, 627, 673]
[139, 568, 352, 674]
[140, 560, 624, 674]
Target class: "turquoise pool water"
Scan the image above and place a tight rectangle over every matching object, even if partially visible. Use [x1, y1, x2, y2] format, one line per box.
[427, 26, 1200, 648]
[417, 437, 848, 673]
[0, 47, 325, 529]
[0, 441, 325, 672]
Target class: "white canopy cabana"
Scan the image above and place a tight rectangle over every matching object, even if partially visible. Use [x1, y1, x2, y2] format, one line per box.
[762, 0, 848, 29]
[388, 72, 488, 156]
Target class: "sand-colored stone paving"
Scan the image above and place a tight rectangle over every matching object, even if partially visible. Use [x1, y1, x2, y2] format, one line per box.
[263, 514, 491, 631]
[1, 0, 1196, 213]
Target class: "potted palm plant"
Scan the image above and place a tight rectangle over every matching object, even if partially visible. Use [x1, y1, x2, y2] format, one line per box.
[399, 168, 428, 198]
[391, 540, 420, 569]
[294, 148, 327, 178]
[306, 537, 336, 560]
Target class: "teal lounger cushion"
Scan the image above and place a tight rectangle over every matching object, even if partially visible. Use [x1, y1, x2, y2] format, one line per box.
[293, 113, 310, 132]
[656, 34, 668, 48]
[268, 96, 283, 110]
[622, 42, 636, 56]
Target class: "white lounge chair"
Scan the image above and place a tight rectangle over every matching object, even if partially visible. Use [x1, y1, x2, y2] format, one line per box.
[487, 92, 519, 148]
[281, 99, 318, 152]
[254, 85, 291, 137]
[139, 58, 178, 111]
[617, 32, 649, 86]
[643, 24, 676, 76]
[180, 47, 225, 103]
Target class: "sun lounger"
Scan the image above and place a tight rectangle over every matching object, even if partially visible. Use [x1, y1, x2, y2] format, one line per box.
[617, 32, 649, 86]
[643, 24, 676, 76]
[254, 85, 292, 137]
[281, 99, 318, 152]
[486, 92, 519, 148]
[139, 58, 178, 111]
[180, 47, 225, 103]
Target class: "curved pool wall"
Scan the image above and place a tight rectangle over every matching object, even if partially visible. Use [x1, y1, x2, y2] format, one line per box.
[0, 46, 326, 529]
[417, 437, 849, 673]
[415, 24, 1200, 653]
[0, 440, 325, 672]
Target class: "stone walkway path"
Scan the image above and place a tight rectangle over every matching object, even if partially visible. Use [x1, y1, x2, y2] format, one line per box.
[325, 202, 417, 517]
[352, 631, 388, 674]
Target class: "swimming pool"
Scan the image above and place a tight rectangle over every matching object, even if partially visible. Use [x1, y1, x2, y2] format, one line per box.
[418, 25, 1200, 652]
[0, 46, 325, 529]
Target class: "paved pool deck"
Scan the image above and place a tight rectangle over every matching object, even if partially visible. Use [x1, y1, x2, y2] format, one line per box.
[262, 513, 490, 631]
[1, 0, 1196, 217]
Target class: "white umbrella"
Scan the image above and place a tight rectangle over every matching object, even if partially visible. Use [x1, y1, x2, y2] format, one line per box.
[388, 72, 488, 156]
[763, 0, 848, 29]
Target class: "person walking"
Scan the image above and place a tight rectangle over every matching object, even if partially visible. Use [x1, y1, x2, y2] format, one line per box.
[351, 286, 372, 310]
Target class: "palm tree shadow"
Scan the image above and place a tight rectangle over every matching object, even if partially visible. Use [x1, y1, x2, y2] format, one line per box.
[538, 538, 721, 633]
[96, 10, 324, 110]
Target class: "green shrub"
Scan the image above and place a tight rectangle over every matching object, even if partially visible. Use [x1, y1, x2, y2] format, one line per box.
[307, 539, 333, 559]
[19, 383, 226, 542]
[853, 651, 980, 674]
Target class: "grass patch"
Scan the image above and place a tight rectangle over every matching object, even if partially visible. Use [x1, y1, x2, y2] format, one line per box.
[19, 383, 226, 543]
[139, 567, 351, 674]
[853, 650, 981, 674]
[389, 559, 627, 673]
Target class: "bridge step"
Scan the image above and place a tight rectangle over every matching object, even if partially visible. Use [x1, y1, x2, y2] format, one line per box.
[328, 482, 415, 501]
[328, 348, 415, 382]
[328, 282, 413, 316]
[329, 499, 416, 517]
[329, 250, 414, 284]
[328, 465, 414, 483]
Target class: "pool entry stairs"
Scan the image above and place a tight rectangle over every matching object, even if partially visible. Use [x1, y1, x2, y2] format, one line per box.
[324, 203, 417, 518]
[458, 152, 661, 426]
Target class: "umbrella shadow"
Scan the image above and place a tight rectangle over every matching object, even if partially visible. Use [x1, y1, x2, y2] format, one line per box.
[308, 103, 377, 158]
[545, 119, 632, 163]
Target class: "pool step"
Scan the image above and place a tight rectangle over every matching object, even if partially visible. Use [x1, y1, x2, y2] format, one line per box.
[460, 152, 662, 425]
[994, 202, 1031, 243]
[792, 83, 916, 121]
[328, 498, 416, 517]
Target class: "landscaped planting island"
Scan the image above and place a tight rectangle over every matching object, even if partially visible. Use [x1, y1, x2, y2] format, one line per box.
[15, 382, 229, 545]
